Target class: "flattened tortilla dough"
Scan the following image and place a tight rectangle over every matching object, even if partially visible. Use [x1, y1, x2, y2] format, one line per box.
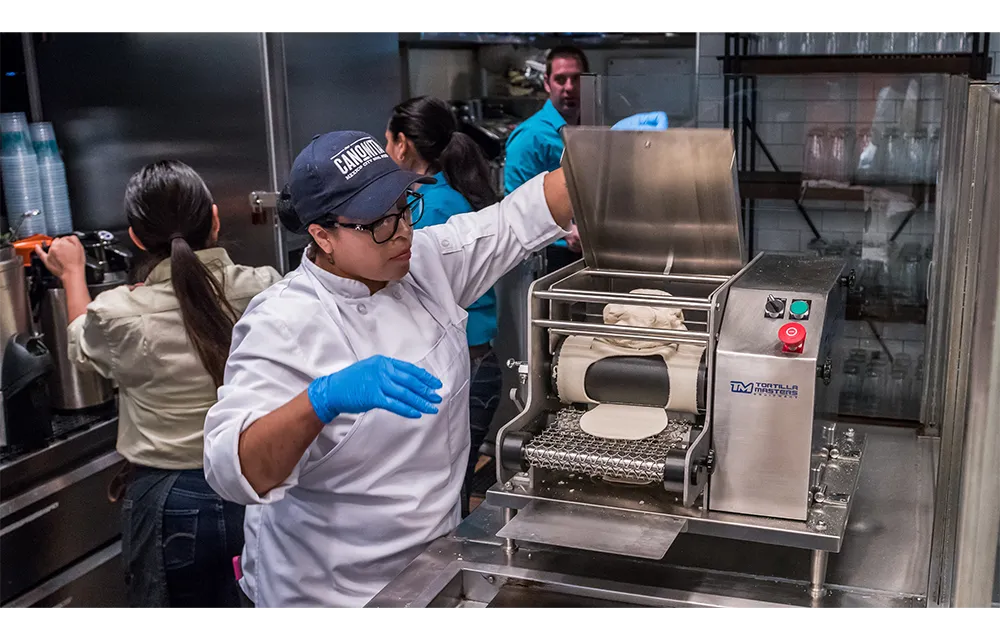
[579, 404, 668, 440]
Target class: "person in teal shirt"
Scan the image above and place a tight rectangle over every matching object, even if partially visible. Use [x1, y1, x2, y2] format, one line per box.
[385, 96, 502, 517]
[504, 45, 590, 273]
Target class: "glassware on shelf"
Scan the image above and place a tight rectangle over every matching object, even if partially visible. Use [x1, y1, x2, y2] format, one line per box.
[920, 244, 933, 305]
[848, 348, 870, 364]
[836, 33, 854, 54]
[904, 129, 929, 183]
[828, 128, 852, 182]
[847, 243, 865, 298]
[947, 32, 969, 52]
[910, 357, 925, 419]
[881, 32, 905, 54]
[774, 33, 799, 55]
[853, 33, 872, 54]
[906, 32, 923, 54]
[855, 128, 877, 182]
[750, 31, 772, 55]
[799, 33, 817, 55]
[924, 126, 941, 183]
[861, 357, 887, 416]
[803, 127, 828, 179]
[822, 33, 838, 55]
[861, 255, 890, 309]
[882, 127, 904, 182]
[893, 352, 913, 371]
[894, 245, 923, 307]
[887, 367, 909, 415]
[922, 33, 948, 53]
[840, 360, 863, 415]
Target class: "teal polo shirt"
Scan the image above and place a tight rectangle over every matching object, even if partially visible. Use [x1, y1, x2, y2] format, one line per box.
[504, 100, 570, 249]
[414, 172, 498, 347]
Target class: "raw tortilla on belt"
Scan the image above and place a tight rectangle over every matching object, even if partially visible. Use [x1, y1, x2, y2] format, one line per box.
[580, 289, 691, 440]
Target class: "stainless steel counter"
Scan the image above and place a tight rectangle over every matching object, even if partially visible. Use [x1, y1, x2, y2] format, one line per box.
[1, 408, 118, 495]
[371, 423, 936, 607]
[1, 410, 123, 607]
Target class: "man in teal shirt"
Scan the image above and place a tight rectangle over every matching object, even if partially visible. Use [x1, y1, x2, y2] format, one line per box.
[504, 45, 590, 273]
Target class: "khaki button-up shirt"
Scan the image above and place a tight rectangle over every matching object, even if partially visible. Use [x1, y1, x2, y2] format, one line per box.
[68, 248, 282, 469]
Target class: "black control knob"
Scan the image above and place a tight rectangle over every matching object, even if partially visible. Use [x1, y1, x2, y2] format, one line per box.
[764, 295, 786, 319]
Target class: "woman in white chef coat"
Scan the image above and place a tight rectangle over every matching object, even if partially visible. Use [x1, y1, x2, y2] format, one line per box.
[202, 130, 572, 607]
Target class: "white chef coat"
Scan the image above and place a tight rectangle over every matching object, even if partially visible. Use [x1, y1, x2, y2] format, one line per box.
[203, 172, 566, 607]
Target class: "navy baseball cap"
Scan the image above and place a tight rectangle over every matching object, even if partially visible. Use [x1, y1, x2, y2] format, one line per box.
[280, 131, 435, 234]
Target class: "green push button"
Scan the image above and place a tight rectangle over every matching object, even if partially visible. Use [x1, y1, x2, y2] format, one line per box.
[789, 299, 810, 320]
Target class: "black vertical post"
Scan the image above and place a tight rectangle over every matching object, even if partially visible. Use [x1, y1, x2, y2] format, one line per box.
[723, 33, 731, 130]
[749, 49, 756, 257]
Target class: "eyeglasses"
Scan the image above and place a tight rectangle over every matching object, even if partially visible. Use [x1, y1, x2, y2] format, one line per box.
[327, 190, 424, 244]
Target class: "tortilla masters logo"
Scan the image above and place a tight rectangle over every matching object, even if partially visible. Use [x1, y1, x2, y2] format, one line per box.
[729, 380, 799, 399]
[330, 136, 389, 181]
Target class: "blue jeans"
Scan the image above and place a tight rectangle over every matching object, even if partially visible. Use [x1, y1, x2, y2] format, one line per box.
[463, 348, 502, 517]
[162, 470, 245, 607]
[122, 467, 244, 607]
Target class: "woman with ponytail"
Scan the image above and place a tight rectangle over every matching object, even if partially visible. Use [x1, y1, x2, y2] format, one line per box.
[35, 160, 281, 607]
[385, 96, 502, 517]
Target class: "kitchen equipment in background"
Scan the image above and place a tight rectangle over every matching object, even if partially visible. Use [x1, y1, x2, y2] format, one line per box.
[1, 113, 48, 238]
[31, 230, 129, 411]
[2, 240, 54, 451]
[0, 245, 31, 345]
[11, 232, 52, 276]
[1, 332, 54, 451]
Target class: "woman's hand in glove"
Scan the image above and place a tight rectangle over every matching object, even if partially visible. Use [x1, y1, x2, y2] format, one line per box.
[307, 355, 444, 422]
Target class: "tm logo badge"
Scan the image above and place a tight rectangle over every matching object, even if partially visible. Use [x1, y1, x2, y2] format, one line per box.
[729, 380, 799, 399]
[730, 381, 754, 394]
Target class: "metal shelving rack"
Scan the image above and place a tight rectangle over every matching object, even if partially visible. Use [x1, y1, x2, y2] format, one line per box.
[722, 33, 992, 255]
[720, 33, 993, 426]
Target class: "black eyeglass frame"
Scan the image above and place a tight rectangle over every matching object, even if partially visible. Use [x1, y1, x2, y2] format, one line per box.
[318, 190, 425, 244]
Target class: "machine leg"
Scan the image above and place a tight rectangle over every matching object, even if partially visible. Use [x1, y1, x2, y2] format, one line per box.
[809, 550, 828, 599]
[503, 507, 518, 555]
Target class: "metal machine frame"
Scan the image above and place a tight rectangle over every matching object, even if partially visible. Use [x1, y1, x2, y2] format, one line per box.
[486, 128, 867, 598]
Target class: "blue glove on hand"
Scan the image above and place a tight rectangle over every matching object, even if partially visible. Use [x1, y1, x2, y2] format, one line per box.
[307, 355, 443, 423]
[611, 111, 669, 131]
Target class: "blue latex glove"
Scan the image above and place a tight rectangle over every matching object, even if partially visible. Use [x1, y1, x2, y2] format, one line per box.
[307, 355, 443, 422]
[611, 111, 669, 131]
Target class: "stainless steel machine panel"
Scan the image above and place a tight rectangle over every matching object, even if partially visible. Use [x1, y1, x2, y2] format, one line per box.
[711, 254, 846, 521]
[34, 34, 278, 270]
[560, 127, 745, 275]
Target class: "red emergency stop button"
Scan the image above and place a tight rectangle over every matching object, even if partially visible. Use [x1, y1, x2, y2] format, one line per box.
[779, 322, 806, 353]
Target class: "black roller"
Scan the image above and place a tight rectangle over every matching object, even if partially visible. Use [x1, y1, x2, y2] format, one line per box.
[499, 414, 553, 472]
[662, 448, 688, 493]
[579, 352, 709, 415]
[500, 431, 531, 472]
[584, 355, 670, 407]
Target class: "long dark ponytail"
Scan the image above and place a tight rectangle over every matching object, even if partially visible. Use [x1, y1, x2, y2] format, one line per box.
[388, 96, 498, 210]
[124, 160, 237, 388]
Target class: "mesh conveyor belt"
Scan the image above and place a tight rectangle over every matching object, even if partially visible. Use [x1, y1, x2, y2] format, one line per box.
[523, 408, 694, 483]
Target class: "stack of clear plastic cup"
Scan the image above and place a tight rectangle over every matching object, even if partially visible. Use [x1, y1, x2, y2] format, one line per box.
[29, 122, 73, 236]
[1, 112, 48, 238]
